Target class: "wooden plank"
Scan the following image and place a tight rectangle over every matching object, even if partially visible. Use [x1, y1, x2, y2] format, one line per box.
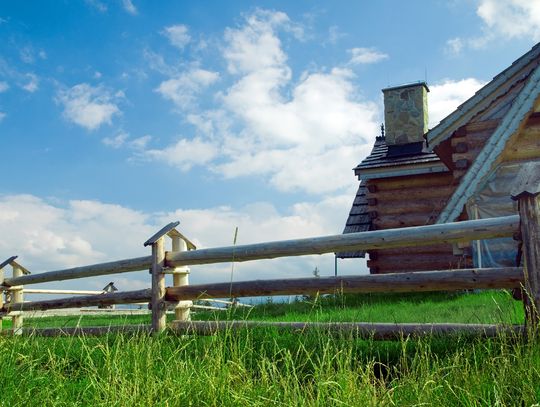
[465, 119, 500, 132]
[143, 221, 180, 247]
[2, 289, 152, 313]
[4, 255, 152, 287]
[170, 321, 525, 340]
[0, 256, 17, 271]
[166, 215, 518, 267]
[165, 268, 523, 301]
[151, 237, 166, 333]
[21, 289, 105, 295]
[372, 214, 437, 229]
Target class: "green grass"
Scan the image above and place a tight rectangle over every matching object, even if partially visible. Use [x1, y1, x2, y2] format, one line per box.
[0, 290, 537, 406]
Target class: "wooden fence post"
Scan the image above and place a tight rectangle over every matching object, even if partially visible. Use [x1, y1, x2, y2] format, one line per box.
[11, 264, 24, 335]
[0, 265, 3, 331]
[171, 236, 191, 322]
[150, 237, 166, 333]
[511, 162, 540, 327]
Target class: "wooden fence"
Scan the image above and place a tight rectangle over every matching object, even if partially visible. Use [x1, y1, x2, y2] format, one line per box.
[0, 163, 538, 338]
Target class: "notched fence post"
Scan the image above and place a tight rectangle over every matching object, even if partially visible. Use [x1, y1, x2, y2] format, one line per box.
[511, 162, 540, 327]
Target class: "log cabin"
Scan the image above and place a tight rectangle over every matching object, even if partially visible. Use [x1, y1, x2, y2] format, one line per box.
[338, 43, 540, 274]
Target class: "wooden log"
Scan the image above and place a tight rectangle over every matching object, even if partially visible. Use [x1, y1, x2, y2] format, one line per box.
[11, 265, 23, 335]
[455, 159, 469, 170]
[165, 268, 523, 301]
[502, 130, 540, 162]
[453, 142, 468, 154]
[151, 237, 166, 333]
[370, 244, 455, 256]
[166, 216, 518, 267]
[1, 289, 152, 313]
[369, 173, 454, 192]
[372, 199, 447, 216]
[464, 118, 500, 132]
[171, 236, 191, 322]
[511, 162, 540, 325]
[3, 255, 152, 287]
[372, 214, 437, 229]
[0, 324, 152, 337]
[21, 289, 105, 295]
[370, 185, 455, 202]
[170, 321, 525, 340]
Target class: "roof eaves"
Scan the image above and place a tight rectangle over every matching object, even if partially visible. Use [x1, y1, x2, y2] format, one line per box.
[356, 161, 449, 180]
[426, 43, 540, 149]
[437, 64, 540, 223]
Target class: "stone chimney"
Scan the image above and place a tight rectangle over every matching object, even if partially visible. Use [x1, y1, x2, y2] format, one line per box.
[382, 81, 429, 146]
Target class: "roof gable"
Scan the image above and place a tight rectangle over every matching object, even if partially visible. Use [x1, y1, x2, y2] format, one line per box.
[437, 64, 540, 223]
[427, 43, 540, 149]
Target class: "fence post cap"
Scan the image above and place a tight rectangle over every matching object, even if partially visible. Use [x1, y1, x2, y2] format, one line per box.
[144, 221, 180, 246]
[511, 162, 540, 200]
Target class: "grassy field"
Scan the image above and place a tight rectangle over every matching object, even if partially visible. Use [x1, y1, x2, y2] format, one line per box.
[0, 290, 538, 406]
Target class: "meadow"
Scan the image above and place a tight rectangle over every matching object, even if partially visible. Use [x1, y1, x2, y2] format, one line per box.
[1, 290, 538, 406]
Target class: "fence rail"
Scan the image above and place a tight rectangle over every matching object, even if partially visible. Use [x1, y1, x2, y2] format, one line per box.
[0, 162, 538, 337]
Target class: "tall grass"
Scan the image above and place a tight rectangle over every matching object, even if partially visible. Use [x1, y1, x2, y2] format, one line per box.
[0, 291, 537, 406]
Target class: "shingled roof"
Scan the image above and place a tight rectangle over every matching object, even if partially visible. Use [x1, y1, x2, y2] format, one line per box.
[336, 180, 370, 258]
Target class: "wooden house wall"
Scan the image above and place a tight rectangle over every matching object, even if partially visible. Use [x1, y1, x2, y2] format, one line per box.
[365, 172, 473, 273]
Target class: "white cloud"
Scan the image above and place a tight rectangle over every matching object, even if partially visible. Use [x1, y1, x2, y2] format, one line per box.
[22, 73, 38, 92]
[19, 47, 35, 64]
[0, 112, 5, 122]
[447, 0, 540, 54]
[155, 68, 219, 109]
[0, 81, 8, 92]
[102, 132, 129, 148]
[39, 50, 47, 60]
[347, 47, 388, 65]
[428, 78, 487, 128]
[0, 193, 366, 291]
[122, 0, 137, 15]
[152, 9, 379, 195]
[56, 83, 122, 131]
[142, 137, 219, 171]
[326, 25, 346, 45]
[163, 24, 191, 49]
[130, 135, 152, 150]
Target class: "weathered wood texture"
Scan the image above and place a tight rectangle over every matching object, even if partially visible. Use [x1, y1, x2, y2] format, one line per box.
[171, 236, 191, 322]
[0, 265, 3, 330]
[150, 237, 166, 333]
[0, 325, 152, 337]
[367, 255, 473, 272]
[3, 256, 152, 287]
[170, 321, 525, 340]
[502, 124, 540, 162]
[21, 289, 105, 295]
[1, 289, 152, 313]
[166, 216, 518, 267]
[165, 268, 522, 301]
[11, 265, 24, 334]
[512, 163, 540, 325]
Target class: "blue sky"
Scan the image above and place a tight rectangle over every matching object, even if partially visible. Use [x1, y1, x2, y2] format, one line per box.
[0, 0, 538, 293]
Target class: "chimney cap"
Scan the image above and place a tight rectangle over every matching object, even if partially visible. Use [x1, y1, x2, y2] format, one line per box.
[382, 81, 429, 93]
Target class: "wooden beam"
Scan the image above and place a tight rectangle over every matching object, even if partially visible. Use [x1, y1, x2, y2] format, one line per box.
[367, 173, 454, 192]
[21, 289, 105, 295]
[1, 289, 152, 313]
[511, 162, 540, 326]
[170, 321, 525, 340]
[165, 268, 523, 301]
[370, 185, 455, 201]
[150, 237, 166, 333]
[167, 216, 518, 268]
[3, 256, 152, 287]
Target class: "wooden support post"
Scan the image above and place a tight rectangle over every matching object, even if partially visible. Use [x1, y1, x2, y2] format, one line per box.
[150, 237, 166, 333]
[511, 162, 540, 327]
[0, 265, 3, 331]
[171, 236, 191, 322]
[11, 264, 24, 335]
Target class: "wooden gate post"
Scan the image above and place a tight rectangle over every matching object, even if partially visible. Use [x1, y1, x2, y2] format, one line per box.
[11, 264, 24, 335]
[171, 236, 191, 322]
[511, 162, 540, 327]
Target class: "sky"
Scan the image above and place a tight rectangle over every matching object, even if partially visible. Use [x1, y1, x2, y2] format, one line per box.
[0, 0, 539, 295]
